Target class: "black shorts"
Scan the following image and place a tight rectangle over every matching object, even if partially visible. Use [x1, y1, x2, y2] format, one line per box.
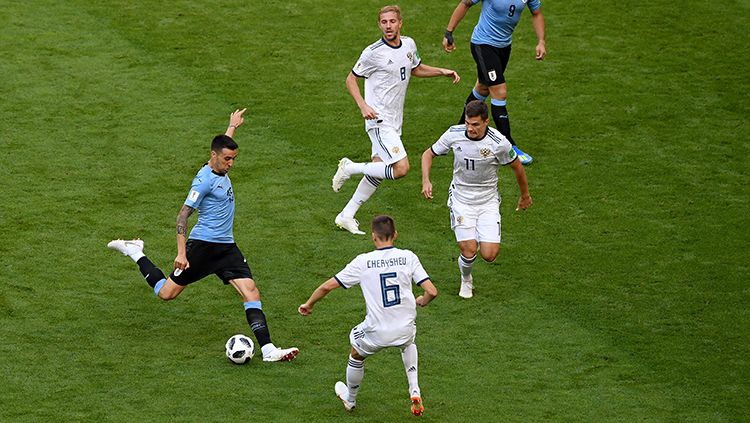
[471, 43, 512, 86]
[169, 239, 252, 286]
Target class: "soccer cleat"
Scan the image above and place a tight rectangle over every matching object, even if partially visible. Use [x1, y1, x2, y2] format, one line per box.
[107, 239, 144, 257]
[513, 145, 533, 165]
[410, 396, 424, 416]
[335, 381, 356, 411]
[335, 213, 365, 235]
[458, 275, 474, 299]
[332, 157, 353, 192]
[262, 347, 299, 362]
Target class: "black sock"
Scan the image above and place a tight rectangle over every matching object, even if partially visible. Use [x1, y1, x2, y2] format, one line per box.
[136, 256, 166, 288]
[245, 307, 272, 348]
[458, 91, 483, 124]
[491, 103, 515, 145]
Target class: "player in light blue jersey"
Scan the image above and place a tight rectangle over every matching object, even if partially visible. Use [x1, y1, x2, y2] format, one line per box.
[299, 215, 438, 416]
[442, 0, 546, 165]
[108, 109, 298, 362]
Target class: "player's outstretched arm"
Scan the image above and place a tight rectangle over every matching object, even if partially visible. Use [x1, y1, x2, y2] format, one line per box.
[416, 280, 438, 307]
[299, 278, 341, 316]
[443, 0, 473, 52]
[411, 64, 460, 84]
[510, 160, 532, 211]
[224, 108, 247, 138]
[421, 148, 437, 199]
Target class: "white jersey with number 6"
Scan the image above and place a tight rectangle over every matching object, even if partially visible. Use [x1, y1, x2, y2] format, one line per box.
[335, 246, 430, 347]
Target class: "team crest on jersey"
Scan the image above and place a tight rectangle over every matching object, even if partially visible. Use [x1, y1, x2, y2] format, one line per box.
[488, 70, 497, 82]
[407, 52, 413, 61]
[480, 147, 492, 158]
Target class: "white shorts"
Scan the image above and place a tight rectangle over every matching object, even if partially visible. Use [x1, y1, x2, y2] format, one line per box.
[448, 195, 501, 243]
[367, 126, 407, 165]
[349, 324, 415, 357]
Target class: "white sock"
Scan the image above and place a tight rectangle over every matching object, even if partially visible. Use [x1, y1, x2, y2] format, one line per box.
[348, 162, 389, 179]
[459, 254, 476, 280]
[129, 251, 145, 262]
[346, 355, 365, 402]
[401, 343, 420, 398]
[342, 176, 381, 217]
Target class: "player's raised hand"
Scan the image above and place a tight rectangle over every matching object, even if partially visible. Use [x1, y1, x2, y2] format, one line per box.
[298, 304, 313, 316]
[229, 108, 246, 128]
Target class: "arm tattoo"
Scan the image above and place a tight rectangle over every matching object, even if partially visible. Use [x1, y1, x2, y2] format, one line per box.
[176, 205, 195, 235]
[462, 0, 473, 6]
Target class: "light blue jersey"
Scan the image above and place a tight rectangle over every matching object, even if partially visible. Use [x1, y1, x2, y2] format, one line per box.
[470, 0, 541, 48]
[184, 164, 235, 243]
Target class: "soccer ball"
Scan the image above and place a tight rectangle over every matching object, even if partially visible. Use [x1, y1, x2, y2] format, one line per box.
[225, 334, 254, 364]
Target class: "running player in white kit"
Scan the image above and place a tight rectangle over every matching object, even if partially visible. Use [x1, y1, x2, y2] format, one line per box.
[331, 5, 460, 235]
[298, 215, 438, 416]
[421, 100, 532, 298]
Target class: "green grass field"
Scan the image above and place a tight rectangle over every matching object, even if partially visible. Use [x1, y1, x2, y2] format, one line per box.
[1, 0, 748, 421]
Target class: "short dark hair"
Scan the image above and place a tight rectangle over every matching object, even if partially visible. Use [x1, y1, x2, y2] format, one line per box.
[211, 135, 238, 152]
[464, 100, 489, 120]
[371, 215, 396, 240]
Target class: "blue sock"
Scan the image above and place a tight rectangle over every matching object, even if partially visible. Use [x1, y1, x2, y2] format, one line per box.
[243, 301, 262, 310]
[490, 98, 507, 107]
[153, 279, 166, 297]
[472, 88, 488, 101]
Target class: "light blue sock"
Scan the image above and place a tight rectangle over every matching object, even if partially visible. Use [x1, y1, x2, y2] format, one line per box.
[472, 88, 488, 101]
[490, 98, 507, 106]
[153, 279, 166, 297]
[243, 301, 262, 310]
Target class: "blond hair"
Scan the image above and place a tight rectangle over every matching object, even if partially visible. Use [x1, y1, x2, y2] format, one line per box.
[378, 5, 402, 21]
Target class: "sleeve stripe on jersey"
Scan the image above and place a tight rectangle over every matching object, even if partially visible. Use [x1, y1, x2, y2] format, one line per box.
[416, 277, 430, 286]
[369, 40, 386, 51]
[351, 69, 364, 78]
[334, 276, 349, 289]
[486, 130, 505, 144]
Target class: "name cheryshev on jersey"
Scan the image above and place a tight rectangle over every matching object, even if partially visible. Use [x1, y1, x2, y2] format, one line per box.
[367, 256, 408, 268]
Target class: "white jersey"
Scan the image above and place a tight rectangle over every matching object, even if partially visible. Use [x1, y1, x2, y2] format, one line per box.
[352, 36, 421, 135]
[430, 125, 518, 205]
[335, 246, 430, 346]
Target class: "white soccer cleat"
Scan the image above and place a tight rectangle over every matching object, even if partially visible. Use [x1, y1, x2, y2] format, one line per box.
[335, 381, 356, 411]
[332, 157, 353, 192]
[458, 275, 474, 299]
[335, 213, 365, 235]
[262, 347, 299, 362]
[107, 239, 144, 257]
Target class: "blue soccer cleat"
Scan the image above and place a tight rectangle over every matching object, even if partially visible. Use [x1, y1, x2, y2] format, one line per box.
[513, 145, 533, 165]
